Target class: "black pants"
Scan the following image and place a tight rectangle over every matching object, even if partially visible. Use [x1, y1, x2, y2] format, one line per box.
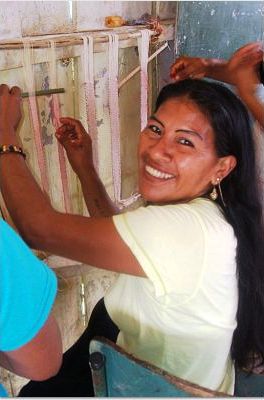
[19, 298, 119, 397]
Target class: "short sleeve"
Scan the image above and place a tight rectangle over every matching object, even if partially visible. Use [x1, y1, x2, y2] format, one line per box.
[113, 204, 205, 299]
[0, 220, 57, 351]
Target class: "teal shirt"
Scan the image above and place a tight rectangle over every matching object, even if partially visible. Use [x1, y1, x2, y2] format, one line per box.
[0, 220, 57, 396]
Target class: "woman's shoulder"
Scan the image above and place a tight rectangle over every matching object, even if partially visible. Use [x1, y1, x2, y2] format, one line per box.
[138, 197, 224, 219]
[116, 197, 227, 233]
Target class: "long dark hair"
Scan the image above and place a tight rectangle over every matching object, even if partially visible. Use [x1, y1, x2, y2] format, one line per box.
[156, 79, 264, 370]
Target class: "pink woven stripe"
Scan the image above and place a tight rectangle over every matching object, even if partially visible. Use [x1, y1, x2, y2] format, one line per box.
[107, 33, 144, 209]
[138, 30, 151, 130]
[50, 94, 72, 213]
[23, 40, 49, 194]
[48, 40, 72, 213]
[108, 33, 122, 204]
[28, 96, 50, 194]
[82, 35, 99, 172]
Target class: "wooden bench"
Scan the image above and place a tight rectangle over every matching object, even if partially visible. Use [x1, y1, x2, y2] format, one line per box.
[89, 337, 264, 397]
[89, 337, 227, 397]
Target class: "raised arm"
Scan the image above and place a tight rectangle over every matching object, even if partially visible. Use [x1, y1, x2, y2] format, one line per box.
[170, 42, 264, 129]
[0, 85, 144, 277]
[170, 56, 230, 83]
[226, 42, 264, 129]
[56, 117, 119, 217]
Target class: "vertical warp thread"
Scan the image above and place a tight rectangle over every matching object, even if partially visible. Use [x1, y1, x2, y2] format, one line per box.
[107, 34, 142, 208]
[108, 33, 122, 204]
[82, 35, 99, 173]
[22, 40, 49, 194]
[138, 30, 151, 131]
[49, 40, 72, 213]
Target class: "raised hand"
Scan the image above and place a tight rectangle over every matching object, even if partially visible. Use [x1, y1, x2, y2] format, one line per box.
[0, 85, 22, 138]
[227, 42, 263, 90]
[56, 117, 94, 177]
[56, 117, 118, 216]
[170, 56, 210, 81]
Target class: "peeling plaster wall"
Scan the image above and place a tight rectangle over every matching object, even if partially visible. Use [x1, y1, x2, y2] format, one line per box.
[0, 1, 72, 38]
[175, 1, 264, 58]
[0, 1, 176, 39]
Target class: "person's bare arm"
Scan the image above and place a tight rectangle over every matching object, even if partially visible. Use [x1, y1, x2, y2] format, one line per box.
[0, 85, 145, 277]
[236, 86, 264, 129]
[170, 56, 230, 82]
[170, 43, 264, 129]
[0, 315, 62, 381]
[56, 118, 119, 217]
[226, 42, 264, 129]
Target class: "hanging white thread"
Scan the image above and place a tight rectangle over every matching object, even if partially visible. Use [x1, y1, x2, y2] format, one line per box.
[81, 35, 99, 172]
[107, 34, 142, 209]
[49, 40, 72, 213]
[108, 33, 122, 204]
[22, 39, 49, 195]
[120, 30, 151, 207]
[138, 29, 151, 131]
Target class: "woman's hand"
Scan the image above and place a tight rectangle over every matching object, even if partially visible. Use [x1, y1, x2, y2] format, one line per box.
[227, 42, 263, 92]
[170, 56, 210, 81]
[0, 84, 22, 142]
[56, 117, 94, 177]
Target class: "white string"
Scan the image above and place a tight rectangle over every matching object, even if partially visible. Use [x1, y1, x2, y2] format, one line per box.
[108, 33, 122, 204]
[107, 34, 143, 209]
[81, 35, 99, 172]
[137, 29, 151, 130]
[22, 39, 49, 194]
[49, 40, 72, 213]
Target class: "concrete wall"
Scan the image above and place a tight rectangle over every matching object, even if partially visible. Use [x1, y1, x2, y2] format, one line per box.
[0, 1, 175, 39]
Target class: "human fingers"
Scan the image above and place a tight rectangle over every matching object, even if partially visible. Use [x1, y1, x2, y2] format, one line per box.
[235, 42, 262, 55]
[170, 59, 184, 73]
[10, 86, 22, 97]
[171, 65, 204, 81]
[0, 84, 21, 98]
[236, 48, 263, 62]
[59, 117, 86, 131]
[10, 86, 22, 129]
[0, 85, 10, 128]
[232, 42, 263, 62]
[170, 57, 207, 81]
[0, 84, 22, 130]
[170, 58, 190, 80]
[55, 126, 81, 146]
[0, 84, 10, 96]
[230, 50, 263, 72]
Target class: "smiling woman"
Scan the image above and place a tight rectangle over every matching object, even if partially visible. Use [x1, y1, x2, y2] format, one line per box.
[1, 79, 264, 396]
[138, 97, 236, 204]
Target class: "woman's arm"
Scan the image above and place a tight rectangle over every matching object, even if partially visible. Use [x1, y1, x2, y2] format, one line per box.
[170, 42, 264, 129]
[0, 85, 144, 277]
[170, 56, 230, 83]
[56, 117, 119, 217]
[226, 42, 264, 129]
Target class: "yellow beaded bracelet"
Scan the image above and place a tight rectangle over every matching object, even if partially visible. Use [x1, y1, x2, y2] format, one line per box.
[0, 144, 26, 159]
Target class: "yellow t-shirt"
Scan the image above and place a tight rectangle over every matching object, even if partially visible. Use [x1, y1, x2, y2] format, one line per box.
[104, 198, 238, 394]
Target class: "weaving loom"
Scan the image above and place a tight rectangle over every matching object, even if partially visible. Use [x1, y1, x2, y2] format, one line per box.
[0, 27, 169, 241]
